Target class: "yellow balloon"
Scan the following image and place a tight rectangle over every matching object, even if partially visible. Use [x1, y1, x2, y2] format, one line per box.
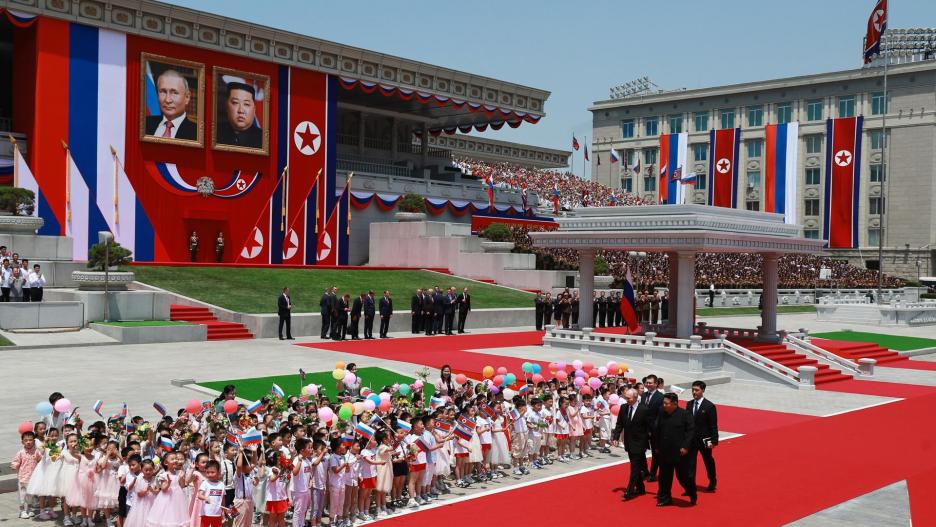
[482, 366, 494, 379]
[332, 369, 344, 380]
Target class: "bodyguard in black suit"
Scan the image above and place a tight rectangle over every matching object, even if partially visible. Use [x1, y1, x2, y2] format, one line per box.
[319, 288, 332, 339]
[348, 293, 363, 340]
[433, 288, 445, 334]
[597, 292, 607, 327]
[570, 292, 579, 327]
[534, 293, 545, 330]
[378, 290, 393, 338]
[277, 287, 293, 340]
[363, 291, 376, 339]
[411, 289, 423, 334]
[456, 287, 471, 333]
[541, 293, 552, 329]
[688, 381, 719, 492]
[423, 291, 435, 335]
[612, 389, 650, 499]
[654, 393, 697, 506]
[641, 376, 664, 481]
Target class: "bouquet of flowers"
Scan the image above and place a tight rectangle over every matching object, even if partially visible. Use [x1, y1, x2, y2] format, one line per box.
[47, 443, 62, 461]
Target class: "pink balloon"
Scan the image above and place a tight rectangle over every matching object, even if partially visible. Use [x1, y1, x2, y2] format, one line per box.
[580, 386, 593, 396]
[555, 370, 568, 381]
[455, 374, 467, 384]
[582, 361, 594, 372]
[378, 400, 391, 412]
[497, 366, 508, 375]
[532, 374, 545, 384]
[493, 375, 505, 386]
[572, 360, 583, 370]
[598, 366, 609, 376]
[556, 361, 566, 371]
[606, 361, 618, 372]
[588, 377, 602, 390]
[363, 400, 376, 412]
[186, 400, 202, 414]
[573, 376, 586, 387]
[610, 404, 621, 416]
[588, 368, 600, 378]
[223, 400, 238, 414]
[54, 398, 72, 414]
[343, 372, 357, 385]
[18, 421, 33, 434]
[379, 392, 391, 401]
[413, 380, 424, 389]
[318, 407, 334, 422]
[608, 394, 620, 405]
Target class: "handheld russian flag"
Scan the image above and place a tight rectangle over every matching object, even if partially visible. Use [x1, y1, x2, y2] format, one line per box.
[159, 436, 174, 451]
[153, 402, 167, 417]
[396, 419, 412, 432]
[246, 400, 266, 414]
[518, 384, 530, 396]
[271, 384, 285, 398]
[119, 403, 128, 420]
[340, 434, 356, 447]
[240, 427, 263, 446]
[414, 437, 431, 453]
[509, 408, 521, 421]
[92, 400, 104, 417]
[430, 396, 445, 410]
[354, 422, 376, 439]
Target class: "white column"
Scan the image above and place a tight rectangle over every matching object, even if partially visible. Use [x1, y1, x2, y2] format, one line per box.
[761, 253, 779, 339]
[675, 252, 696, 339]
[666, 252, 678, 333]
[578, 249, 595, 329]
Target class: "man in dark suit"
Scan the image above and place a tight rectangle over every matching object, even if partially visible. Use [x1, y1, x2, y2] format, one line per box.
[443, 287, 456, 335]
[456, 286, 471, 333]
[592, 292, 599, 328]
[363, 290, 376, 339]
[145, 69, 198, 140]
[642, 375, 664, 482]
[319, 288, 332, 339]
[334, 293, 350, 340]
[217, 81, 263, 148]
[655, 393, 697, 506]
[378, 290, 393, 338]
[542, 292, 553, 329]
[597, 291, 608, 327]
[612, 388, 650, 500]
[433, 287, 445, 334]
[687, 380, 719, 492]
[348, 293, 363, 340]
[570, 291, 579, 327]
[423, 289, 435, 336]
[277, 287, 293, 340]
[534, 293, 545, 330]
[410, 289, 423, 334]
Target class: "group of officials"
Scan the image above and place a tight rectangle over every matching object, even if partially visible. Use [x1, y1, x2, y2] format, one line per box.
[533, 289, 669, 330]
[316, 287, 396, 340]
[409, 286, 472, 336]
[612, 375, 718, 507]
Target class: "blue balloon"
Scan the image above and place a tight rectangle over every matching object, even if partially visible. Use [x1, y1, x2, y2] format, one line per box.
[521, 362, 532, 373]
[367, 394, 381, 406]
[36, 401, 53, 417]
[505, 373, 517, 386]
[531, 364, 542, 374]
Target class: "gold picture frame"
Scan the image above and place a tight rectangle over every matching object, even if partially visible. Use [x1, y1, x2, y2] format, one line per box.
[139, 53, 205, 148]
[211, 66, 271, 155]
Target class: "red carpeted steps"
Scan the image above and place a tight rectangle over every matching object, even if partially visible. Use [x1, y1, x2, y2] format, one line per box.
[811, 339, 908, 365]
[170, 304, 253, 340]
[733, 339, 852, 385]
[475, 278, 498, 284]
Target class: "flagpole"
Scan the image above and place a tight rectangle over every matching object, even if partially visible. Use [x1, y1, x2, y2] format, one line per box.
[876, 22, 889, 304]
[61, 140, 71, 223]
[9, 135, 18, 188]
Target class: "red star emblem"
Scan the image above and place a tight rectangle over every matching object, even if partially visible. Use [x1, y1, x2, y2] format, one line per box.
[296, 123, 319, 152]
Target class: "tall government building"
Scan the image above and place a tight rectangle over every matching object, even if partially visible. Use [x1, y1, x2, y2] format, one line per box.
[589, 60, 936, 280]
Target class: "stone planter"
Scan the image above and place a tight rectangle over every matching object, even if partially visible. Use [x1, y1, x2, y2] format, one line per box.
[594, 275, 614, 288]
[394, 212, 427, 222]
[0, 215, 44, 234]
[72, 270, 136, 291]
[480, 241, 515, 253]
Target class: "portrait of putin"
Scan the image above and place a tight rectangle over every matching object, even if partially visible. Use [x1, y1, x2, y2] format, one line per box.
[144, 68, 198, 141]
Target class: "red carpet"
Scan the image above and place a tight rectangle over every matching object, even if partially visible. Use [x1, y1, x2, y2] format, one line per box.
[817, 378, 936, 398]
[876, 359, 936, 371]
[811, 338, 907, 365]
[908, 466, 936, 526]
[376, 391, 936, 526]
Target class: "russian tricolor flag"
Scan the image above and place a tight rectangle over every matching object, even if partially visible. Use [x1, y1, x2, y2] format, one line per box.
[396, 419, 412, 432]
[240, 427, 263, 446]
[658, 133, 688, 205]
[620, 269, 639, 332]
[271, 384, 285, 398]
[354, 422, 376, 439]
[246, 400, 266, 414]
[610, 148, 620, 164]
[92, 400, 104, 417]
[159, 436, 174, 451]
[764, 123, 799, 224]
[153, 402, 167, 417]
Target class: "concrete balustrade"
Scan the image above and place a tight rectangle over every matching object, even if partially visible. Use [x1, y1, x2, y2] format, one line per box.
[797, 366, 817, 390]
[858, 358, 877, 377]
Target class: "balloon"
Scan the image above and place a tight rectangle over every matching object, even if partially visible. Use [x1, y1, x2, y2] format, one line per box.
[332, 369, 344, 380]
[606, 361, 618, 372]
[556, 361, 566, 371]
[54, 399, 72, 414]
[555, 370, 568, 381]
[379, 400, 391, 412]
[482, 366, 494, 379]
[608, 394, 620, 405]
[336, 361, 346, 370]
[353, 402, 365, 415]
[398, 384, 411, 396]
[363, 400, 376, 412]
[575, 369, 587, 378]
[18, 421, 33, 434]
[379, 392, 391, 401]
[223, 400, 238, 415]
[343, 372, 357, 385]
[547, 362, 557, 374]
[186, 400, 202, 414]
[588, 377, 602, 390]
[489, 386, 500, 395]
[521, 362, 532, 373]
[35, 402, 53, 417]
[598, 366, 608, 376]
[413, 380, 424, 390]
[532, 374, 545, 384]
[455, 374, 467, 385]
[583, 361, 594, 372]
[620, 363, 630, 372]
[572, 360, 583, 370]
[318, 407, 334, 422]
[338, 406, 353, 421]
[301, 385, 313, 396]
[503, 388, 516, 399]
[505, 373, 517, 386]
[309, 385, 319, 396]
[573, 376, 586, 387]
[588, 368, 600, 378]
[367, 394, 381, 405]
[610, 404, 621, 416]
[531, 363, 542, 374]
[580, 386, 593, 396]
[493, 375, 505, 386]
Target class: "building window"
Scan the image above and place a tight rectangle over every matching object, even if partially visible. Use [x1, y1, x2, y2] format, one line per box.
[806, 99, 823, 121]
[746, 139, 763, 158]
[747, 170, 761, 187]
[869, 196, 885, 215]
[747, 105, 764, 127]
[668, 114, 683, 133]
[643, 175, 656, 192]
[719, 109, 735, 130]
[838, 96, 856, 118]
[746, 200, 760, 211]
[621, 119, 635, 138]
[692, 143, 708, 161]
[622, 178, 633, 193]
[804, 198, 820, 216]
[868, 229, 881, 247]
[694, 111, 709, 132]
[695, 173, 707, 190]
[870, 130, 885, 150]
[804, 229, 820, 239]
[871, 92, 887, 115]
[870, 163, 885, 182]
[644, 148, 657, 165]
[805, 167, 821, 186]
[645, 117, 658, 137]
[776, 103, 793, 124]
[625, 149, 636, 166]
[805, 135, 823, 154]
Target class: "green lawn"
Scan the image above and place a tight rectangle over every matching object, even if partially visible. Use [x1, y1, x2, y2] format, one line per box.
[0, 334, 13, 346]
[811, 330, 936, 351]
[130, 267, 533, 313]
[697, 305, 817, 316]
[197, 367, 435, 403]
[95, 320, 190, 327]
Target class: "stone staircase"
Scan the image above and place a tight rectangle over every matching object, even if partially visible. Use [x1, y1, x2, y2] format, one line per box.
[733, 339, 853, 385]
[169, 304, 253, 340]
[811, 339, 908, 365]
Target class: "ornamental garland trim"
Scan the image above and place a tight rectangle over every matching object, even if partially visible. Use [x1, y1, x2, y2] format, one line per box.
[349, 191, 532, 216]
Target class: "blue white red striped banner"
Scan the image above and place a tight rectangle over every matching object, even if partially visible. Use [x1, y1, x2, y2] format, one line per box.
[764, 123, 799, 224]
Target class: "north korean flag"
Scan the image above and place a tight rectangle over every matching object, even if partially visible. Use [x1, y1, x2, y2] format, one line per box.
[823, 117, 864, 249]
[864, 0, 888, 64]
[708, 128, 741, 208]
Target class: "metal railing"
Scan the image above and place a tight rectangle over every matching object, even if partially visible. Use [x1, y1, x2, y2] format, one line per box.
[336, 158, 410, 178]
[337, 133, 359, 146]
[363, 137, 392, 151]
